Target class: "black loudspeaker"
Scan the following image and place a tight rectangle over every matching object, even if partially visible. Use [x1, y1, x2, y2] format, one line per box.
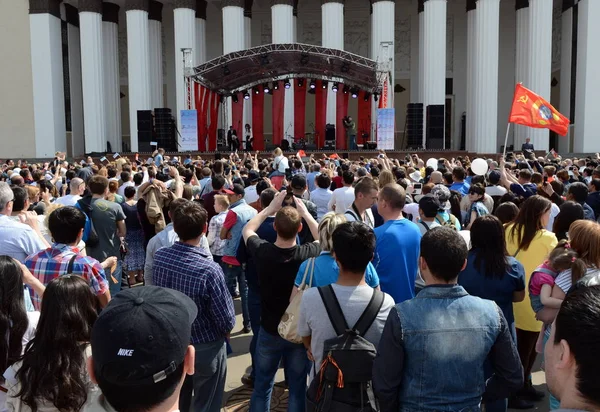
[281, 140, 290, 151]
[406, 103, 424, 148]
[138, 131, 153, 152]
[325, 124, 336, 141]
[215, 153, 222, 160]
[426, 105, 445, 149]
[363, 142, 378, 150]
[217, 145, 229, 152]
[305, 144, 317, 151]
[266, 144, 278, 151]
[154, 108, 175, 151]
[137, 110, 153, 131]
[217, 128, 225, 146]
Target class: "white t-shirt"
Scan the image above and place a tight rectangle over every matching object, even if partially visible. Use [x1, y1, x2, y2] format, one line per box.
[485, 185, 507, 197]
[328, 186, 355, 214]
[297, 284, 394, 380]
[54, 194, 82, 207]
[272, 155, 289, 173]
[547, 203, 560, 232]
[403, 202, 420, 223]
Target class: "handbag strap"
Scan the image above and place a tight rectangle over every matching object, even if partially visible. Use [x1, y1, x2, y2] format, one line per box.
[298, 258, 314, 289]
[307, 258, 315, 288]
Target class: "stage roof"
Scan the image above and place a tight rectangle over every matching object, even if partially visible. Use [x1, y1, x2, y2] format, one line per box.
[191, 43, 384, 95]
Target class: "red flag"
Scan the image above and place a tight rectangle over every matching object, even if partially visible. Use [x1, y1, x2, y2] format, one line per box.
[297, 150, 307, 158]
[330, 153, 339, 159]
[508, 84, 570, 136]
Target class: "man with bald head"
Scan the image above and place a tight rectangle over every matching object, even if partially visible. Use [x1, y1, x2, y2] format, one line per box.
[429, 171, 443, 185]
[55, 178, 86, 206]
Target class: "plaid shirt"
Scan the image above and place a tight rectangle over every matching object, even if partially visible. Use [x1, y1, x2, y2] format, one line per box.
[24, 243, 109, 310]
[207, 211, 228, 257]
[154, 242, 235, 344]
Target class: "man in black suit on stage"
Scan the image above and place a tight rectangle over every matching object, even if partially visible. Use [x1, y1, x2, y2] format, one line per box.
[227, 126, 237, 151]
[521, 138, 535, 158]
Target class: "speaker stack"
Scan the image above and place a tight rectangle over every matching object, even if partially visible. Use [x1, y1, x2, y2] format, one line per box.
[154, 108, 176, 151]
[406, 103, 424, 148]
[324, 124, 336, 149]
[426, 105, 445, 149]
[137, 110, 153, 152]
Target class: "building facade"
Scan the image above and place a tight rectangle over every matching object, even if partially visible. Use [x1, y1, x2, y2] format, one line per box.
[0, 0, 597, 158]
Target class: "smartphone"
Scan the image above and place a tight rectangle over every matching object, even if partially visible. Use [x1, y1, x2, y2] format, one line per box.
[62, 176, 66, 184]
[413, 183, 423, 195]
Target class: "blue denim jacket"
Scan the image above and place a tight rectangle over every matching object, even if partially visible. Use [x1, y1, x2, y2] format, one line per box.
[223, 199, 257, 258]
[373, 285, 523, 412]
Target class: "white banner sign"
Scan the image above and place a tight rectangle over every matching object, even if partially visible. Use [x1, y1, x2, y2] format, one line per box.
[376, 108, 395, 150]
[180, 110, 198, 151]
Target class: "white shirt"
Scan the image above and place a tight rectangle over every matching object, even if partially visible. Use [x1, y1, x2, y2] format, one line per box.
[547, 202, 560, 232]
[117, 181, 135, 198]
[272, 155, 289, 173]
[54, 194, 82, 207]
[0, 215, 46, 263]
[328, 186, 355, 214]
[344, 207, 375, 229]
[244, 185, 259, 204]
[485, 185, 507, 197]
[310, 188, 333, 221]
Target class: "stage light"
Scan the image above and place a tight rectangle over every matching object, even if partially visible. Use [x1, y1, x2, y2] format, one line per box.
[223, 65, 230, 76]
[300, 54, 309, 65]
[284, 79, 291, 89]
[373, 93, 379, 102]
[297, 78, 304, 87]
[322, 81, 328, 89]
[332, 82, 339, 92]
[219, 94, 225, 103]
[364, 92, 371, 102]
[261, 54, 270, 65]
[232, 93, 239, 103]
[351, 88, 358, 99]
[244, 90, 250, 100]
[253, 87, 260, 95]
[273, 81, 279, 90]
[343, 85, 350, 94]
[309, 80, 316, 89]
[263, 83, 270, 93]
[341, 63, 349, 73]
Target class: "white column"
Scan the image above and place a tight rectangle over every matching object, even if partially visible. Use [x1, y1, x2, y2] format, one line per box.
[174, 2, 196, 136]
[513, 3, 530, 151]
[272, 2, 294, 142]
[222, 2, 245, 130]
[526, 0, 552, 152]
[243, 6, 252, 133]
[103, 2, 122, 153]
[371, 0, 395, 141]
[465, 1, 476, 150]
[79, 1, 107, 153]
[574, 0, 600, 153]
[418, 1, 425, 103]
[64, 4, 84, 157]
[196, 0, 207, 64]
[322, 1, 343, 126]
[422, 0, 446, 148]
[29, 2, 66, 157]
[126, 3, 152, 152]
[148, 1, 164, 109]
[558, 5, 572, 154]
[472, 0, 500, 153]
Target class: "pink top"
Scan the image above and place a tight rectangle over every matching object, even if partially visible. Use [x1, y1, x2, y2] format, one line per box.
[530, 261, 558, 295]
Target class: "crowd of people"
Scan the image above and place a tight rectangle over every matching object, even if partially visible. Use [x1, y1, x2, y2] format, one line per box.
[0, 147, 600, 412]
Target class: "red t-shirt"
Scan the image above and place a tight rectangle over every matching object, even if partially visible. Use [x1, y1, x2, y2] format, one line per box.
[222, 210, 240, 266]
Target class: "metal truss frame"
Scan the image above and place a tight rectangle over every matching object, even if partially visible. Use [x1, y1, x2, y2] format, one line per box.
[191, 43, 386, 95]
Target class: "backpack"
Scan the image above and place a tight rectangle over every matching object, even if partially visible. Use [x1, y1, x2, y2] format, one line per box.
[76, 198, 100, 248]
[306, 285, 384, 412]
[434, 212, 459, 231]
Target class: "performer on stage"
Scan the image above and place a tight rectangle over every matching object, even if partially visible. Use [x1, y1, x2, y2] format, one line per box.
[521, 137, 535, 158]
[343, 116, 358, 150]
[245, 124, 254, 152]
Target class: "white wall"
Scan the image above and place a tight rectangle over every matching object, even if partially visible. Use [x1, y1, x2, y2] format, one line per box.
[0, 0, 38, 158]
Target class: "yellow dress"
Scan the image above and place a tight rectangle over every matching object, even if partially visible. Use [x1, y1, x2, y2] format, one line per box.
[505, 224, 558, 332]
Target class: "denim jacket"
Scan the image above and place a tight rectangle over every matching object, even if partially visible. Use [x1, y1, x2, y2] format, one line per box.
[223, 199, 257, 258]
[373, 285, 523, 412]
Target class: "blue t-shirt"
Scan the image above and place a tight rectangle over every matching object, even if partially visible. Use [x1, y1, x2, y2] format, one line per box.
[510, 182, 537, 198]
[294, 252, 379, 288]
[450, 181, 470, 196]
[373, 219, 421, 303]
[458, 251, 525, 327]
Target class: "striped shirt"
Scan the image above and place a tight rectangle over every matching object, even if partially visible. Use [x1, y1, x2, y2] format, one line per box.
[24, 243, 109, 310]
[154, 242, 235, 344]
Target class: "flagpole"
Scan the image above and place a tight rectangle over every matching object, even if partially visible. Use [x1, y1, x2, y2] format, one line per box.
[502, 123, 512, 158]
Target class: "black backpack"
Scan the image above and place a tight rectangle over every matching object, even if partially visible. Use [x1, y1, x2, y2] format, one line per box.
[306, 285, 384, 412]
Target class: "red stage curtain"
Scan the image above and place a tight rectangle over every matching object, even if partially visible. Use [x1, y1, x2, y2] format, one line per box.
[194, 84, 209, 151]
[336, 89, 350, 150]
[357, 91, 371, 145]
[272, 87, 284, 146]
[294, 81, 307, 141]
[208, 92, 220, 151]
[315, 80, 327, 149]
[252, 90, 265, 150]
[200, 87, 211, 151]
[232, 94, 244, 138]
